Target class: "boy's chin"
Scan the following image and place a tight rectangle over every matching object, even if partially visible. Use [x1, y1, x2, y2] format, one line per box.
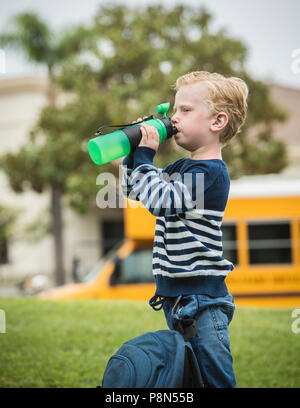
[175, 138, 190, 152]
[174, 133, 183, 145]
[174, 138, 183, 148]
[175, 133, 184, 144]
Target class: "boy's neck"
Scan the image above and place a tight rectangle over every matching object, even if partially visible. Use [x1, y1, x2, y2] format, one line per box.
[189, 143, 223, 161]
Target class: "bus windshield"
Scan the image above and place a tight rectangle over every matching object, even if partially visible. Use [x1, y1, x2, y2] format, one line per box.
[82, 239, 125, 283]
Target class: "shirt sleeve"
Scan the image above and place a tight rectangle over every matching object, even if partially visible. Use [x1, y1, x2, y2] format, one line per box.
[121, 147, 164, 203]
[121, 147, 218, 217]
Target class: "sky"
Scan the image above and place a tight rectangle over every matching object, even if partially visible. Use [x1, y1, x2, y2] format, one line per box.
[0, 0, 300, 89]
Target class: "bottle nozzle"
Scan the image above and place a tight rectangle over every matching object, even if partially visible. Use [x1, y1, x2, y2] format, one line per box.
[157, 102, 170, 118]
[172, 125, 178, 135]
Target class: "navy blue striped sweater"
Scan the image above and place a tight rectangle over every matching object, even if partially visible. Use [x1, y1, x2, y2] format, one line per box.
[121, 146, 234, 298]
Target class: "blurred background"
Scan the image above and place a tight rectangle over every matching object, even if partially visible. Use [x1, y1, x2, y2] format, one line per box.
[1, 0, 300, 390]
[0, 0, 299, 299]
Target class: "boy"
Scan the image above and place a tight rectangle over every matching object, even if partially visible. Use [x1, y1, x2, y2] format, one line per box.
[121, 71, 248, 388]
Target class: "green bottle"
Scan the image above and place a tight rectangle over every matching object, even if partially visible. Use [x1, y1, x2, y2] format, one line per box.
[88, 102, 177, 165]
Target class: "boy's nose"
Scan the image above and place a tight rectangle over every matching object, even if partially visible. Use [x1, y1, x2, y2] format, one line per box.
[171, 114, 178, 124]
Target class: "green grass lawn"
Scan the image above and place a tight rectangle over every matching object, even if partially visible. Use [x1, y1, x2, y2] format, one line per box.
[0, 298, 299, 388]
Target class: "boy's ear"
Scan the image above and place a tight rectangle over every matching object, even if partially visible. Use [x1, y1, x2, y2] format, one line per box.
[210, 112, 228, 133]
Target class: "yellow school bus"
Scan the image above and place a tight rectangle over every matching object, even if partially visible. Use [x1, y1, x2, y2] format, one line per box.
[39, 174, 300, 307]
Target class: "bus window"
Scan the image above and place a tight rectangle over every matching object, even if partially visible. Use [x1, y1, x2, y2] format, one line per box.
[221, 223, 238, 265]
[111, 249, 154, 285]
[248, 221, 292, 264]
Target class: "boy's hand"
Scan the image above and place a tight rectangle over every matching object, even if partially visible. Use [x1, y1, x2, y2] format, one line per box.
[131, 117, 159, 152]
[139, 123, 160, 152]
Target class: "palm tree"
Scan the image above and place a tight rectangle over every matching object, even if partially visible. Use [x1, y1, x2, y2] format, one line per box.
[0, 13, 91, 285]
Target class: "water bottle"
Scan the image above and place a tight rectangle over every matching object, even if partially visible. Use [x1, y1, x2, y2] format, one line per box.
[88, 102, 178, 165]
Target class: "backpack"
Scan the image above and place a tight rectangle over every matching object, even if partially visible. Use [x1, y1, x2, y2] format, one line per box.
[101, 317, 203, 388]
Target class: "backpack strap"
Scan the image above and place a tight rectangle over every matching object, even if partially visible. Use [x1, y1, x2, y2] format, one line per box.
[149, 294, 198, 341]
[175, 318, 198, 342]
[172, 295, 198, 341]
[183, 346, 204, 388]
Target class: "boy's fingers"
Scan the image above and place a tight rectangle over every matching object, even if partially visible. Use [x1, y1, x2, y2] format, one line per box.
[132, 116, 149, 124]
[141, 123, 157, 134]
[131, 117, 143, 124]
[140, 127, 148, 142]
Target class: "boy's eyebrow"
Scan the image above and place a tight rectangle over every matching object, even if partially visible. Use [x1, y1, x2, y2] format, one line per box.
[172, 104, 193, 110]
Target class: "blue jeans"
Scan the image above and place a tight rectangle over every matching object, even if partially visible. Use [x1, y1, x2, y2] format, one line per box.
[161, 293, 236, 388]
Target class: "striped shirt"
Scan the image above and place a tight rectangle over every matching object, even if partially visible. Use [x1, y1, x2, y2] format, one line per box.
[121, 146, 234, 297]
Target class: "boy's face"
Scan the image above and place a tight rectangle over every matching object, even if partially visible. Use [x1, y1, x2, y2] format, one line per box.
[171, 82, 217, 151]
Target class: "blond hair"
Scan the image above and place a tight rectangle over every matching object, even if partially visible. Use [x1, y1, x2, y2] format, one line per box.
[172, 71, 248, 145]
